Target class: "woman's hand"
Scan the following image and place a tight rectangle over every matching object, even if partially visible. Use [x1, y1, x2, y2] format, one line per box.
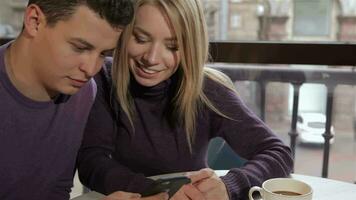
[170, 184, 205, 200]
[141, 193, 169, 200]
[103, 191, 168, 200]
[188, 168, 229, 200]
[103, 191, 141, 200]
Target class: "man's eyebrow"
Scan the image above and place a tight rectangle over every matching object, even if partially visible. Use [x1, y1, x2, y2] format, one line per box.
[69, 38, 94, 49]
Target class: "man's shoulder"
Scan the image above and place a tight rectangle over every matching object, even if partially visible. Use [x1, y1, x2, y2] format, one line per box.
[82, 78, 97, 100]
[0, 41, 10, 53]
[94, 57, 113, 89]
[0, 42, 10, 71]
[103, 56, 113, 73]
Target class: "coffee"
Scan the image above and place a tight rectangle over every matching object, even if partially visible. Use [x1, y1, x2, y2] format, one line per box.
[273, 191, 302, 196]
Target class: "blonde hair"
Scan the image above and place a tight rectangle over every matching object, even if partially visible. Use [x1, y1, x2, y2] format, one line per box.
[112, 0, 236, 151]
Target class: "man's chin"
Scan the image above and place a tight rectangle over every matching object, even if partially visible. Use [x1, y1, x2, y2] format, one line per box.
[59, 86, 81, 96]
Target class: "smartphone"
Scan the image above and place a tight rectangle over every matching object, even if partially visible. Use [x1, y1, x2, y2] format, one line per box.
[141, 176, 191, 197]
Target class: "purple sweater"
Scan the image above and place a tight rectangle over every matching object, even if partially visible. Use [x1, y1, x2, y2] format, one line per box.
[0, 42, 97, 200]
[78, 65, 293, 200]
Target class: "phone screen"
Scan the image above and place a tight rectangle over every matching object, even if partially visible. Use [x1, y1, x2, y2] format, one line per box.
[141, 176, 191, 197]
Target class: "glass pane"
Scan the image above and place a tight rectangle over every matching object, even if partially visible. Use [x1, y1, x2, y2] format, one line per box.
[202, 0, 356, 42]
[207, 62, 356, 183]
[293, 0, 331, 37]
[307, 122, 325, 128]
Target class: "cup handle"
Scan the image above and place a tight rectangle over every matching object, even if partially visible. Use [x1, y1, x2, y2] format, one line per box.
[248, 186, 263, 200]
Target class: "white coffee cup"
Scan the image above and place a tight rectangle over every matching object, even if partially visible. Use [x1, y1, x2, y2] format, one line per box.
[248, 178, 313, 200]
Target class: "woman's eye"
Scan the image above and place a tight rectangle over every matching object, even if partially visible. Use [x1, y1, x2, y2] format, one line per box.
[134, 34, 148, 44]
[167, 45, 179, 52]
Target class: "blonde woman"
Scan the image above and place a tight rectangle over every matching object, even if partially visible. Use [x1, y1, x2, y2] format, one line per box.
[77, 0, 293, 199]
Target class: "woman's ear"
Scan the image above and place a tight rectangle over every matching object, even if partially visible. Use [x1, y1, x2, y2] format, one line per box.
[23, 4, 46, 37]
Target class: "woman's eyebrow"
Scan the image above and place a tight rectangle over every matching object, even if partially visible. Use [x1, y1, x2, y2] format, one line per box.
[134, 26, 177, 42]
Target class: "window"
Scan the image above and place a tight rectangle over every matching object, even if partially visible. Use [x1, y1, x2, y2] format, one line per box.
[230, 14, 241, 28]
[293, 0, 332, 37]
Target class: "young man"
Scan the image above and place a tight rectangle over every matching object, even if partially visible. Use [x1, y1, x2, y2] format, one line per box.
[0, 0, 133, 199]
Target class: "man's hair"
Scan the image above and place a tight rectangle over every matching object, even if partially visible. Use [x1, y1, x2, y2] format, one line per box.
[27, 0, 134, 28]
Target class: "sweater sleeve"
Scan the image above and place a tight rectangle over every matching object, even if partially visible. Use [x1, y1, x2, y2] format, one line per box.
[204, 78, 293, 200]
[76, 60, 155, 195]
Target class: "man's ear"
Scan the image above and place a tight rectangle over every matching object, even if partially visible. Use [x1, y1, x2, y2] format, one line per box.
[23, 4, 46, 37]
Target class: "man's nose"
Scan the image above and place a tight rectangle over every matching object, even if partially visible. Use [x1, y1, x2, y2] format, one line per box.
[79, 55, 102, 78]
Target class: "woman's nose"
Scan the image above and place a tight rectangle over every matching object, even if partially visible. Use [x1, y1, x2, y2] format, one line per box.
[143, 44, 160, 65]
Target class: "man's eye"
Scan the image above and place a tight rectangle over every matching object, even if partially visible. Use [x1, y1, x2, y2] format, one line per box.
[72, 45, 87, 53]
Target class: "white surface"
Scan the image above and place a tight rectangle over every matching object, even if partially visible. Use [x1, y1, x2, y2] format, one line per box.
[70, 171, 85, 199]
[71, 170, 356, 200]
[292, 174, 356, 200]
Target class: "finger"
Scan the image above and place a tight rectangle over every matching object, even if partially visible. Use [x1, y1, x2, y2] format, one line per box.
[104, 191, 141, 200]
[194, 177, 220, 192]
[195, 178, 229, 200]
[170, 187, 191, 200]
[186, 168, 214, 184]
[142, 192, 169, 200]
[182, 184, 205, 200]
[154, 192, 169, 200]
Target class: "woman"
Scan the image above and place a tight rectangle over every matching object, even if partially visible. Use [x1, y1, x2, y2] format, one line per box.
[77, 0, 293, 199]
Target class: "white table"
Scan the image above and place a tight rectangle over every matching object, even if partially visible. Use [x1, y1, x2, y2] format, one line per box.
[71, 171, 356, 200]
[290, 174, 356, 200]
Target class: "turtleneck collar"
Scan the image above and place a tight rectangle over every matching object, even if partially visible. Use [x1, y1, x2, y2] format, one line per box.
[130, 72, 179, 100]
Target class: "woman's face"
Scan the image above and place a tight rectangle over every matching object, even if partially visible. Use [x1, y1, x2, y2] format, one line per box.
[127, 4, 181, 87]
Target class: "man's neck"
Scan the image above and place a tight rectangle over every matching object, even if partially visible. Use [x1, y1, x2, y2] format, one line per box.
[4, 38, 54, 102]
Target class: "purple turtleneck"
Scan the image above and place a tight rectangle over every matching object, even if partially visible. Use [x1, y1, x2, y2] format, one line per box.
[77, 64, 293, 200]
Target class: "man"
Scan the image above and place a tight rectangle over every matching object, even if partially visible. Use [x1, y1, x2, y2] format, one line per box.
[0, 0, 134, 199]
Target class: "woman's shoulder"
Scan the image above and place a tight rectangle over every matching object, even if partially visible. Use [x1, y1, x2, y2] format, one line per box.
[202, 68, 246, 120]
[203, 68, 236, 96]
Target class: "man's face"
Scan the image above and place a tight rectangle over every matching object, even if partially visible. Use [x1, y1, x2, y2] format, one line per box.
[31, 5, 121, 96]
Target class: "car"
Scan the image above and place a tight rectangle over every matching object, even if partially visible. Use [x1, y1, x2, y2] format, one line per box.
[297, 112, 335, 144]
[0, 24, 16, 38]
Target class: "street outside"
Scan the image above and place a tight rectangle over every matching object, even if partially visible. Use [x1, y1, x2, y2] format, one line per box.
[269, 120, 356, 184]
